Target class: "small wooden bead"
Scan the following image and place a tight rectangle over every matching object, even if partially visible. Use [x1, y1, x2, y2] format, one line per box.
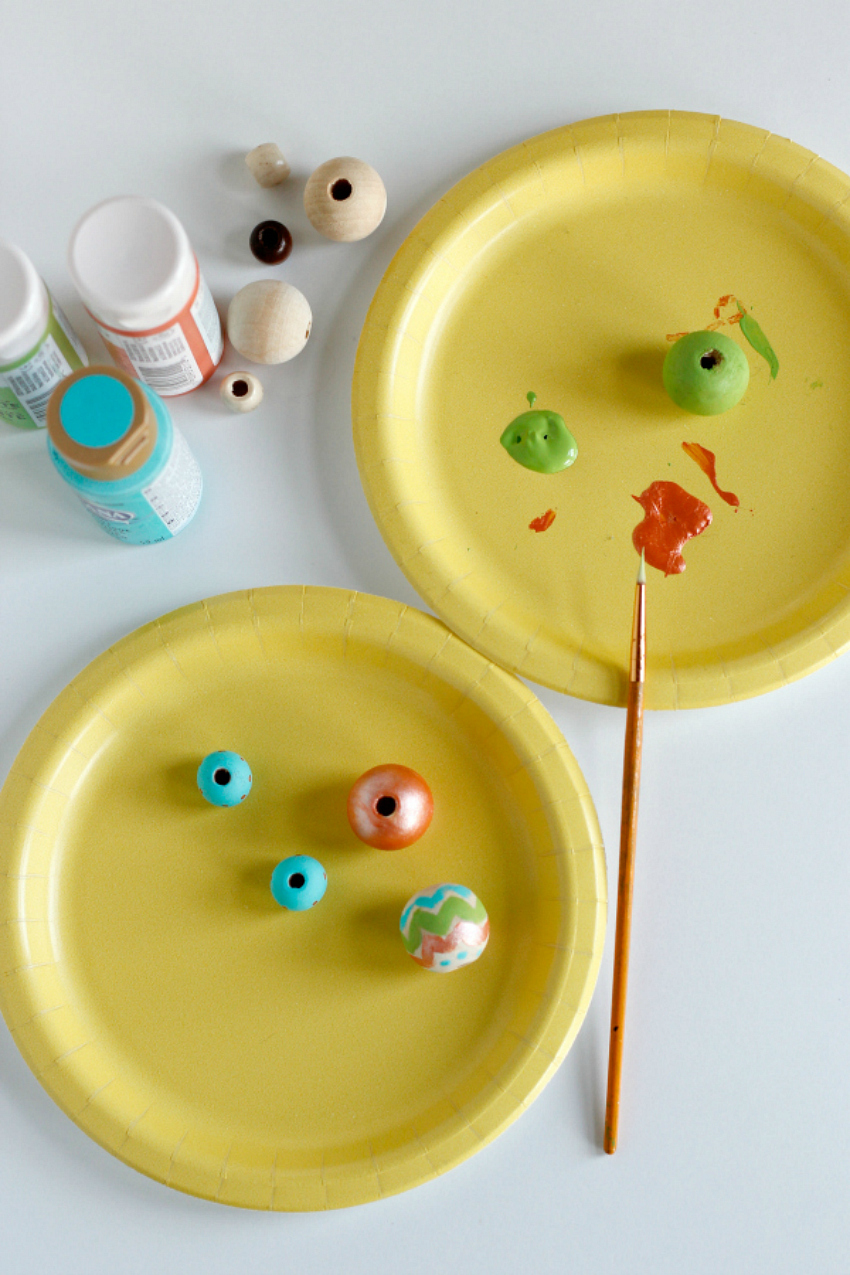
[249, 220, 293, 265]
[304, 157, 387, 242]
[220, 371, 263, 413]
[245, 142, 291, 188]
[227, 281, 312, 365]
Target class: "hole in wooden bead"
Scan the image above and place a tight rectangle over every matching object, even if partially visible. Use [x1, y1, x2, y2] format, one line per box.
[331, 179, 353, 201]
[288, 872, 306, 889]
[700, 350, 722, 369]
[231, 380, 249, 398]
[213, 768, 232, 785]
[375, 795, 397, 817]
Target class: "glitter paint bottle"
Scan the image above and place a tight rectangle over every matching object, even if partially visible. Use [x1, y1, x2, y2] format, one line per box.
[46, 366, 203, 544]
[68, 197, 224, 396]
[0, 241, 88, 429]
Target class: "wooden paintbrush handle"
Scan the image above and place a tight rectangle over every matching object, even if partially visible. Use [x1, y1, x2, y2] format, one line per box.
[604, 677, 644, 1154]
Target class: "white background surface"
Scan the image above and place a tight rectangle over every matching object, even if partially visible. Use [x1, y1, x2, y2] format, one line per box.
[2, 2, 849, 1271]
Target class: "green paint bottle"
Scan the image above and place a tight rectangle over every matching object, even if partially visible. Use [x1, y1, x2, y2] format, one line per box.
[0, 241, 88, 429]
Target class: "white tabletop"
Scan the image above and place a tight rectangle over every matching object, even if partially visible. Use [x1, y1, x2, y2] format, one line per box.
[2, 1, 849, 1271]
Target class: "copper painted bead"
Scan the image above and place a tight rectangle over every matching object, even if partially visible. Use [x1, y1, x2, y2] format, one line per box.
[347, 764, 433, 849]
[249, 220, 293, 265]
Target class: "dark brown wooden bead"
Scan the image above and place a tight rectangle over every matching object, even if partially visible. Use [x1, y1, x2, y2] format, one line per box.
[249, 220, 293, 265]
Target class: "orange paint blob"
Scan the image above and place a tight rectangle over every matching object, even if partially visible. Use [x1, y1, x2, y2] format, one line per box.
[529, 508, 556, 533]
[682, 441, 740, 508]
[632, 481, 712, 576]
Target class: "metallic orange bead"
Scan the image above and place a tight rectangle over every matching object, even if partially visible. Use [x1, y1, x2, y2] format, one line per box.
[347, 764, 433, 849]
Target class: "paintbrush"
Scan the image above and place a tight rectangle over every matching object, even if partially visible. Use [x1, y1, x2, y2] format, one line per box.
[604, 549, 646, 1155]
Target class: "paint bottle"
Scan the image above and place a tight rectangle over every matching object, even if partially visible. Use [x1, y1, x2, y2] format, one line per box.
[45, 366, 203, 544]
[0, 241, 88, 429]
[68, 197, 224, 396]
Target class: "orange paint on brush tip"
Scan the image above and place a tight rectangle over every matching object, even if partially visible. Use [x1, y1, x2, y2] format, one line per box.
[632, 481, 712, 576]
[529, 508, 556, 532]
[682, 441, 740, 508]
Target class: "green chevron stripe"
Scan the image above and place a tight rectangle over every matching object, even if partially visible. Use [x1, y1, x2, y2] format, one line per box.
[402, 896, 487, 953]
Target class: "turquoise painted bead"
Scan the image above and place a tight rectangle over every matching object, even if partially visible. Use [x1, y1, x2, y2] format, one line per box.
[197, 751, 253, 806]
[400, 884, 489, 971]
[271, 855, 328, 911]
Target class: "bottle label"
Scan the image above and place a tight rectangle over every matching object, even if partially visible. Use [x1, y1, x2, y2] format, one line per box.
[66, 424, 202, 544]
[141, 425, 203, 535]
[93, 264, 223, 397]
[0, 299, 87, 428]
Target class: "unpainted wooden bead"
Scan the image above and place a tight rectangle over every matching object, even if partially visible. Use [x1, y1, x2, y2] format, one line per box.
[227, 281, 312, 364]
[304, 157, 387, 242]
[220, 371, 263, 412]
[245, 142, 291, 188]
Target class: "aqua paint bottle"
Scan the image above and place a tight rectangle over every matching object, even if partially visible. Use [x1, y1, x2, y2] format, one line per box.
[0, 241, 88, 429]
[45, 366, 202, 544]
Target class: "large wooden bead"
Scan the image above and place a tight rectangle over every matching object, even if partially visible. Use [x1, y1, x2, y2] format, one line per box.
[227, 281, 312, 364]
[400, 884, 489, 971]
[245, 142, 290, 188]
[304, 157, 387, 242]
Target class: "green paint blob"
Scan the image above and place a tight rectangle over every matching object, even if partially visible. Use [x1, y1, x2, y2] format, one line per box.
[662, 330, 749, 415]
[526, 390, 537, 408]
[500, 399, 578, 474]
[735, 301, 779, 379]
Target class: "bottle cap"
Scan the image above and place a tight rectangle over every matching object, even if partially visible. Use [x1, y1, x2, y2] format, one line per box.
[0, 241, 50, 366]
[68, 197, 196, 331]
[46, 366, 157, 479]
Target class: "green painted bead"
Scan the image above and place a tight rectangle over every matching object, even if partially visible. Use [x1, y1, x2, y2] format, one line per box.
[663, 331, 749, 415]
[500, 402, 577, 474]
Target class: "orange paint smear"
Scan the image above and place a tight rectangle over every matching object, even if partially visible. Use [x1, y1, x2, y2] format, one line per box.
[632, 481, 712, 576]
[682, 441, 740, 508]
[666, 296, 742, 341]
[529, 508, 556, 532]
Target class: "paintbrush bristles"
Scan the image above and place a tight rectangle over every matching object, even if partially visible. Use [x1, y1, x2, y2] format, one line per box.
[637, 549, 646, 585]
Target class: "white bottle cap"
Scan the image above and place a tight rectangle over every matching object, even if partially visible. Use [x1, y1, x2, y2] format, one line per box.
[0, 241, 50, 366]
[68, 196, 197, 331]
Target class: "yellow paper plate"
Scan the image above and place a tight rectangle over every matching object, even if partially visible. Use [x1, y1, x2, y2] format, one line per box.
[353, 110, 850, 708]
[0, 587, 605, 1210]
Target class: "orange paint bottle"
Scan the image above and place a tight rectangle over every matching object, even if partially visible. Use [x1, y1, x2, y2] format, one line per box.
[68, 197, 223, 396]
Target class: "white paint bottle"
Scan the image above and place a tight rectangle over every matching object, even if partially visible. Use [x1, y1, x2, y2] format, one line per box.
[68, 197, 224, 397]
[0, 241, 88, 429]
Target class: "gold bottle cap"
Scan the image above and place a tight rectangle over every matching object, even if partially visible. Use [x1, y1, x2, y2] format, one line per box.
[46, 366, 157, 480]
